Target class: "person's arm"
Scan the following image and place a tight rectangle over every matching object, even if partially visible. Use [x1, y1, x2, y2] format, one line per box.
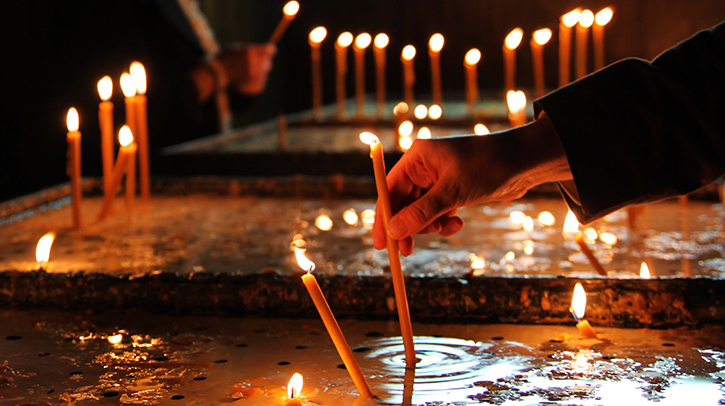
[536, 22, 725, 223]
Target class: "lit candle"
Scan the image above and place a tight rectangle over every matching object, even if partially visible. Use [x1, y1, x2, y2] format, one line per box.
[335, 32, 353, 119]
[417, 126, 431, 139]
[464, 48, 481, 116]
[530, 28, 552, 98]
[98, 126, 138, 221]
[125, 130, 136, 213]
[503, 28, 523, 92]
[296, 248, 373, 398]
[427, 104, 442, 120]
[563, 210, 607, 276]
[359, 132, 416, 370]
[401, 45, 416, 108]
[576, 9, 594, 79]
[474, 123, 489, 135]
[559, 8, 581, 87]
[354, 33, 371, 117]
[120, 72, 137, 139]
[639, 262, 651, 279]
[373, 33, 389, 117]
[97, 76, 114, 198]
[284, 373, 303, 406]
[593, 7, 613, 70]
[428, 33, 444, 106]
[569, 282, 598, 339]
[413, 104, 427, 120]
[398, 120, 413, 152]
[309, 27, 327, 119]
[269, 1, 299, 44]
[506, 90, 527, 128]
[35, 232, 55, 269]
[130, 62, 149, 202]
[66, 107, 82, 229]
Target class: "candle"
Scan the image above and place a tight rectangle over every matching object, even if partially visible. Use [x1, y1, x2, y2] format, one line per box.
[570, 282, 598, 339]
[373, 33, 389, 117]
[35, 232, 55, 269]
[120, 72, 137, 139]
[354, 33, 371, 117]
[530, 28, 552, 98]
[295, 248, 373, 397]
[97, 76, 114, 198]
[506, 90, 527, 127]
[98, 126, 138, 221]
[464, 48, 481, 116]
[503, 28, 523, 92]
[593, 7, 613, 70]
[269, 1, 299, 44]
[563, 210, 607, 276]
[427, 104, 442, 120]
[335, 32, 353, 119]
[474, 123, 489, 135]
[428, 33, 444, 106]
[284, 373, 303, 406]
[576, 9, 594, 79]
[66, 107, 82, 229]
[359, 132, 416, 370]
[640, 262, 651, 279]
[125, 130, 136, 213]
[130, 62, 150, 202]
[309, 27, 327, 119]
[413, 104, 427, 120]
[559, 8, 581, 87]
[401, 45, 416, 108]
[417, 126, 431, 139]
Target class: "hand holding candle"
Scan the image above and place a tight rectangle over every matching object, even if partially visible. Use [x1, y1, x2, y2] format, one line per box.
[401, 45, 416, 108]
[464, 48, 481, 115]
[503, 28, 523, 92]
[354, 33, 371, 117]
[563, 210, 607, 276]
[428, 33, 444, 106]
[335, 32, 353, 118]
[530, 28, 552, 98]
[570, 283, 598, 339]
[97, 76, 114, 197]
[373, 33, 389, 117]
[66, 108, 82, 229]
[130, 62, 149, 201]
[269, 1, 299, 44]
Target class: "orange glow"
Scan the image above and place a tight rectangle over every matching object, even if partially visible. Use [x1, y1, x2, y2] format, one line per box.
[428, 104, 442, 120]
[595, 7, 613, 26]
[107, 334, 123, 345]
[401, 45, 416, 61]
[66, 108, 79, 132]
[374, 33, 389, 49]
[315, 215, 333, 231]
[504, 28, 523, 50]
[120, 73, 136, 97]
[464, 48, 481, 66]
[309, 27, 327, 44]
[130, 62, 147, 95]
[640, 262, 651, 279]
[506, 90, 526, 114]
[283, 1, 300, 17]
[354, 33, 371, 49]
[287, 372, 303, 399]
[428, 33, 444, 53]
[417, 126, 431, 139]
[504, 251, 515, 261]
[599, 232, 618, 245]
[523, 216, 534, 232]
[359, 132, 380, 146]
[509, 210, 525, 224]
[398, 120, 413, 137]
[119, 125, 134, 147]
[470, 254, 484, 270]
[562, 210, 580, 238]
[294, 247, 315, 272]
[413, 104, 428, 119]
[562, 9, 582, 27]
[97, 76, 113, 101]
[35, 232, 56, 265]
[393, 102, 409, 116]
[570, 282, 587, 320]
[474, 123, 489, 135]
[337, 32, 353, 47]
[399, 135, 413, 151]
[533, 28, 552, 45]
[361, 209, 375, 230]
[537, 211, 555, 226]
[579, 10, 594, 28]
[343, 209, 358, 225]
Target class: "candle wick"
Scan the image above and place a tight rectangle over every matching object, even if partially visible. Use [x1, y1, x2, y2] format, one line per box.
[569, 306, 580, 323]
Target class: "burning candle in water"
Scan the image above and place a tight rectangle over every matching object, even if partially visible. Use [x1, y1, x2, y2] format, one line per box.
[284, 373, 303, 405]
[593, 7, 614, 70]
[506, 90, 527, 127]
[66, 107, 82, 229]
[559, 8, 581, 87]
[428, 33, 444, 106]
[130, 62, 149, 202]
[503, 28, 523, 92]
[570, 282, 598, 339]
[401, 45, 416, 108]
[35, 232, 55, 268]
[563, 210, 607, 276]
[97, 76, 114, 198]
[335, 32, 353, 118]
[309, 27, 327, 119]
[373, 33, 389, 117]
[354, 33, 371, 117]
[269, 1, 299, 44]
[464, 48, 481, 115]
[576, 10, 594, 79]
[530, 28, 552, 98]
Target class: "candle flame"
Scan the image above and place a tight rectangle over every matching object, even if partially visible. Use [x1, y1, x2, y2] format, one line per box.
[584, 227, 598, 242]
[524, 244, 534, 255]
[283, 1, 299, 17]
[523, 216, 534, 232]
[119, 125, 134, 147]
[107, 334, 123, 345]
[35, 232, 56, 265]
[337, 32, 353, 47]
[309, 27, 327, 44]
[504, 28, 523, 50]
[537, 211, 555, 226]
[595, 7, 613, 26]
[315, 214, 333, 231]
[398, 120, 413, 137]
[359, 132, 380, 146]
[533, 28, 552, 45]
[506, 90, 526, 114]
[505, 251, 515, 261]
[464, 48, 481, 66]
[393, 102, 409, 116]
[562, 8, 582, 27]
[401, 45, 416, 61]
[355, 33, 371, 49]
[474, 123, 489, 135]
[417, 126, 431, 139]
[130, 62, 147, 95]
[570, 282, 587, 320]
[599, 232, 618, 245]
[640, 262, 651, 279]
[509, 210, 525, 224]
[120, 73, 136, 97]
[361, 209, 375, 230]
[97, 76, 113, 101]
[374, 33, 389, 49]
[66, 108, 79, 132]
[562, 210, 580, 238]
[287, 372, 303, 399]
[413, 104, 428, 119]
[579, 10, 594, 28]
[428, 104, 442, 120]
[399, 135, 413, 151]
[294, 247, 315, 273]
[343, 209, 358, 225]
[428, 33, 444, 53]
[470, 253, 484, 270]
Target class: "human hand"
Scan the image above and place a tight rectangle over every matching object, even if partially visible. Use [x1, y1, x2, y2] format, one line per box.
[373, 115, 572, 256]
[218, 43, 277, 95]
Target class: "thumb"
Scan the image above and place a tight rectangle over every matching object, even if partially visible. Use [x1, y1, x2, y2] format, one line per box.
[387, 183, 451, 240]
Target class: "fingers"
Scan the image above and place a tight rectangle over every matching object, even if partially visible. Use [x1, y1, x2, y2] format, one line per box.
[388, 181, 451, 240]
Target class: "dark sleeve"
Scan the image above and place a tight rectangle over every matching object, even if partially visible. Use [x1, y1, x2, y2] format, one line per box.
[534, 21, 725, 223]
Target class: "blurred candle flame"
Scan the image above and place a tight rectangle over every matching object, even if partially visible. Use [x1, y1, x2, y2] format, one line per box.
[294, 247, 315, 273]
[120, 73, 136, 97]
[97, 76, 113, 101]
[119, 125, 134, 147]
[309, 27, 327, 44]
[579, 10, 594, 28]
[504, 28, 523, 50]
[562, 9, 582, 27]
[283, 1, 300, 17]
[570, 282, 587, 320]
[108, 334, 123, 345]
[315, 214, 333, 231]
[343, 209, 358, 225]
[523, 216, 534, 232]
[66, 108, 79, 132]
[474, 123, 489, 135]
[595, 7, 614, 26]
[361, 209, 375, 230]
[354, 33, 371, 49]
[640, 262, 651, 279]
[533, 28, 552, 45]
[393, 102, 409, 116]
[470, 253, 484, 270]
[417, 126, 431, 139]
[562, 210, 579, 238]
[130, 62, 147, 95]
[428, 104, 442, 120]
[288, 372, 303, 399]
[374, 33, 389, 49]
[399, 135, 413, 151]
[398, 120, 414, 137]
[337, 32, 353, 47]
[537, 211, 555, 227]
[428, 33, 444, 53]
[413, 104, 428, 119]
[599, 232, 618, 245]
[359, 132, 379, 146]
[36, 232, 56, 265]
[465, 48, 481, 66]
[506, 90, 526, 114]
[509, 210, 525, 224]
[401, 45, 416, 61]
